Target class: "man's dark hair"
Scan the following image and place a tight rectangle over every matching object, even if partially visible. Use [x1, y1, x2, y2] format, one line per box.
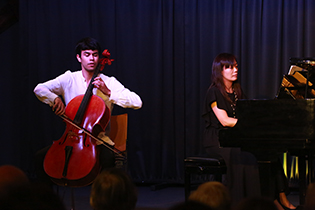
[75, 37, 101, 56]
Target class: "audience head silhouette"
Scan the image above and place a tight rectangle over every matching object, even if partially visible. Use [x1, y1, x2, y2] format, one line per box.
[0, 165, 66, 210]
[0, 165, 30, 198]
[169, 200, 214, 210]
[188, 181, 231, 210]
[90, 167, 138, 210]
[235, 197, 278, 210]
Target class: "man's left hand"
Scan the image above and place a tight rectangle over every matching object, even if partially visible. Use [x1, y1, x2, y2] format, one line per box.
[93, 77, 111, 97]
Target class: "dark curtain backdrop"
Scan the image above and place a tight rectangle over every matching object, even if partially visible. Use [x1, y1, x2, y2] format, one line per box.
[1, 0, 315, 183]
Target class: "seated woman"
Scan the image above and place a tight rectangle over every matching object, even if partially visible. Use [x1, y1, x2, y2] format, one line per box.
[202, 53, 295, 210]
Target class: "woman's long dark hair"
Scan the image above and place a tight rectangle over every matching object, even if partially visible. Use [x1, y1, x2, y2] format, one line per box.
[210, 53, 243, 103]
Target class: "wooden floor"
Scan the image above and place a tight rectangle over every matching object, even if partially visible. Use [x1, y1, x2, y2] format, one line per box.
[58, 184, 300, 210]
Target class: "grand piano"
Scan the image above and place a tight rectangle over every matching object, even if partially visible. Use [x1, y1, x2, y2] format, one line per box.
[219, 58, 315, 204]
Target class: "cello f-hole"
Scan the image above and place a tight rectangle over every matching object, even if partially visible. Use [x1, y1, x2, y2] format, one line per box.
[59, 133, 69, 145]
[83, 133, 89, 147]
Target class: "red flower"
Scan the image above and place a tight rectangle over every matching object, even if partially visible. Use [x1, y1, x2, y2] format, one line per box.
[99, 49, 114, 71]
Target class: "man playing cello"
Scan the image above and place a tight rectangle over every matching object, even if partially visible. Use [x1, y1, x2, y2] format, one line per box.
[34, 37, 142, 185]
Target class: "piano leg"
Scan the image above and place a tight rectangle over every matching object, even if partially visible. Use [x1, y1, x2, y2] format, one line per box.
[257, 160, 276, 199]
[308, 151, 314, 185]
[297, 150, 315, 205]
[298, 155, 306, 205]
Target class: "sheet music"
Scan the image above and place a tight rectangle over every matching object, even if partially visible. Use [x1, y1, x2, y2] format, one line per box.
[288, 65, 305, 75]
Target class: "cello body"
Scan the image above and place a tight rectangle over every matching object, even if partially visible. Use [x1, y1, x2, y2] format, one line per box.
[43, 49, 114, 187]
[43, 94, 111, 187]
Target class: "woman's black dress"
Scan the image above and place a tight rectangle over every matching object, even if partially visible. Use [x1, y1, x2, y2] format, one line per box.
[202, 86, 261, 206]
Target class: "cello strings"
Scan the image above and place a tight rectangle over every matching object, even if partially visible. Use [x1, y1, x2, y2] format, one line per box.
[59, 115, 126, 159]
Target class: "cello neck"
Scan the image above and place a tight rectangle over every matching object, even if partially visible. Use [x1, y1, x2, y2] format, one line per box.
[73, 64, 101, 125]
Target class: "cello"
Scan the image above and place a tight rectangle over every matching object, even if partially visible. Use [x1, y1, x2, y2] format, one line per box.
[43, 49, 123, 187]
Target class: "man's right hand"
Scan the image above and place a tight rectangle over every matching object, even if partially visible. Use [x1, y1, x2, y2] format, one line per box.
[52, 97, 65, 116]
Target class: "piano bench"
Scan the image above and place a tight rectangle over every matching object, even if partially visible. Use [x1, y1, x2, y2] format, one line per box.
[184, 156, 227, 201]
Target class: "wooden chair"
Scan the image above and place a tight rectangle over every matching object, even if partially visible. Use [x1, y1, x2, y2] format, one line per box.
[108, 113, 128, 169]
[108, 113, 128, 152]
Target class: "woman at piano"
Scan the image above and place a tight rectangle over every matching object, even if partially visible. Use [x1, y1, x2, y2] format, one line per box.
[202, 53, 296, 210]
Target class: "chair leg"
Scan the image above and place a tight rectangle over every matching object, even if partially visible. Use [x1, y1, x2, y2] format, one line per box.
[214, 173, 222, 182]
[71, 188, 75, 210]
[184, 170, 191, 201]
